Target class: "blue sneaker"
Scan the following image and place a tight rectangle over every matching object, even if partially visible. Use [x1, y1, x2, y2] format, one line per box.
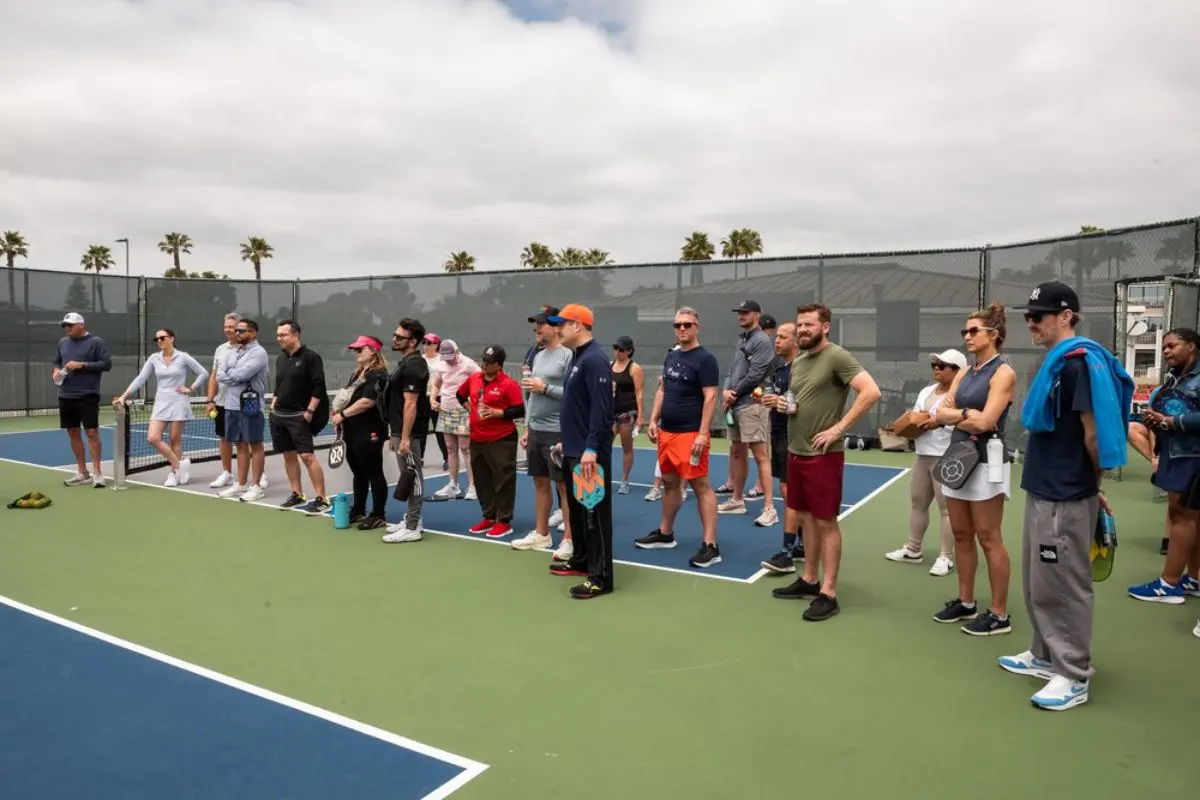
[1031, 675, 1089, 711]
[999, 650, 1054, 679]
[1179, 576, 1200, 598]
[1127, 578, 1186, 605]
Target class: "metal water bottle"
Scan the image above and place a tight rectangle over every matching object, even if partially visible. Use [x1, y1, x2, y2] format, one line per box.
[333, 492, 351, 529]
[986, 437, 1004, 483]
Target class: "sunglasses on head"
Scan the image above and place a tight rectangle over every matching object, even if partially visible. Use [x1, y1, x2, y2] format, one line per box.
[673, 322, 695, 329]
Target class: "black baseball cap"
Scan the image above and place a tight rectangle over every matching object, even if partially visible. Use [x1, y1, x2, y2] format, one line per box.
[1022, 281, 1080, 313]
[760, 313, 778, 330]
[528, 305, 561, 324]
[731, 300, 762, 313]
[481, 345, 506, 364]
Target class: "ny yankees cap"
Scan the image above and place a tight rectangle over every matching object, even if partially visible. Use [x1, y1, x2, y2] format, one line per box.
[1022, 281, 1080, 313]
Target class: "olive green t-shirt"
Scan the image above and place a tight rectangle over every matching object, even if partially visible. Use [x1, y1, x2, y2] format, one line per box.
[787, 343, 864, 456]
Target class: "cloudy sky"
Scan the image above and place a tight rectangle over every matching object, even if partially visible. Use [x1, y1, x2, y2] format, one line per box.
[2, 0, 1197, 280]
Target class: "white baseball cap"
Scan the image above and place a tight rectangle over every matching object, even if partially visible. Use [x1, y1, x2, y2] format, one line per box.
[60, 312, 85, 327]
[929, 349, 967, 370]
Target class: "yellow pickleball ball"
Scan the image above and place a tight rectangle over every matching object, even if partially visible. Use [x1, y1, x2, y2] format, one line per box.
[209, 409, 218, 420]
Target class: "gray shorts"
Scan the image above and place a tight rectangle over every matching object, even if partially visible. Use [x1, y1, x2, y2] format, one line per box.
[526, 428, 563, 482]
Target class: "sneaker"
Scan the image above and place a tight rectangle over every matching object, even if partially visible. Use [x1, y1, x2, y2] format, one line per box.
[63, 473, 90, 487]
[746, 487, 764, 499]
[1030, 675, 1089, 711]
[885, 547, 923, 564]
[998, 650, 1054, 680]
[929, 555, 954, 577]
[802, 593, 839, 622]
[753, 507, 779, 527]
[618, 481, 630, 495]
[468, 519, 494, 535]
[1179, 575, 1200, 597]
[644, 487, 663, 502]
[209, 471, 233, 489]
[548, 508, 563, 527]
[713, 483, 733, 495]
[279, 492, 306, 509]
[552, 538, 574, 562]
[633, 529, 677, 549]
[550, 561, 587, 577]
[357, 515, 387, 530]
[486, 522, 513, 538]
[1193, 618, 1200, 639]
[717, 498, 747, 515]
[239, 485, 266, 503]
[177, 458, 191, 485]
[511, 531, 553, 551]
[792, 543, 805, 562]
[432, 484, 459, 501]
[382, 522, 423, 543]
[772, 576, 820, 600]
[760, 551, 796, 574]
[962, 610, 1012, 637]
[164, 471, 178, 488]
[570, 580, 611, 599]
[1127, 577, 1186, 605]
[441, 460, 449, 471]
[91, 474, 106, 488]
[219, 483, 247, 499]
[689, 543, 721, 568]
[933, 599, 978, 624]
[301, 497, 331, 516]
[464, 485, 477, 501]
[1160, 537, 1169, 555]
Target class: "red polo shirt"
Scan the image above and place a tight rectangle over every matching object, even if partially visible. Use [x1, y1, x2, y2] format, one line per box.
[456, 370, 523, 442]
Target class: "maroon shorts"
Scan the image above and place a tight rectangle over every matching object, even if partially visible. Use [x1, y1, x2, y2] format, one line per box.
[785, 451, 845, 520]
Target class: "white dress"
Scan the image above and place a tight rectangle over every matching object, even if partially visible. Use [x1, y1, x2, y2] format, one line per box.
[125, 351, 209, 422]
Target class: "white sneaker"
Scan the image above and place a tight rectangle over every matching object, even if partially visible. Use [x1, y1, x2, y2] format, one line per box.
[240, 485, 265, 503]
[164, 471, 178, 487]
[553, 538, 574, 561]
[464, 485, 477, 501]
[753, 506, 779, 527]
[998, 650, 1055, 680]
[433, 483, 458, 501]
[885, 547, 923, 564]
[91, 474, 106, 488]
[511, 531, 553, 551]
[929, 555, 954, 577]
[210, 471, 233, 489]
[259, 475, 269, 489]
[549, 508, 563, 527]
[1193, 618, 1200, 639]
[717, 498, 747, 515]
[382, 520, 422, 543]
[219, 483, 247, 499]
[1030, 675, 1089, 711]
[177, 458, 191, 485]
[644, 487, 662, 501]
[618, 481, 630, 494]
[64, 473, 90, 487]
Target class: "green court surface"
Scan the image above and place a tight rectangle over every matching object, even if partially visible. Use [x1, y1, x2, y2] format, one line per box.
[2, 433, 1197, 798]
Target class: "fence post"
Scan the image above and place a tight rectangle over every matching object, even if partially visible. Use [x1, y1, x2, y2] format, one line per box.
[817, 256, 825, 303]
[137, 277, 147, 401]
[112, 403, 128, 491]
[978, 247, 989, 308]
[21, 268, 30, 414]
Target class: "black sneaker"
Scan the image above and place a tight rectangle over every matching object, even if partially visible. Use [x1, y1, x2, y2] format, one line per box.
[349, 512, 366, 526]
[713, 483, 733, 495]
[772, 576, 820, 600]
[570, 580, 611, 599]
[634, 529, 677, 549]
[357, 515, 387, 530]
[760, 551, 796, 573]
[689, 543, 721, 568]
[280, 492, 306, 509]
[802, 593, 839, 621]
[961, 610, 1012, 637]
[933, 599, 978, 624]
[550, 561, 588, 577]
[1161, 537, 1169, 555]
[792, 543, 805, 562]
[301, 497, 332, 515]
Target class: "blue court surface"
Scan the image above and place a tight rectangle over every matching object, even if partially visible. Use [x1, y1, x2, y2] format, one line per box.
[0, 597, 486, 800]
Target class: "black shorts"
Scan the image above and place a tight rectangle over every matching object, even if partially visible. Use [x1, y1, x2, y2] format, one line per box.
[270, 413, 315, 454]
[526, 428, 563, 482]
[59, 394, 100, 430]
[771, 436, 788, 485]
[214, 406, 227, 438]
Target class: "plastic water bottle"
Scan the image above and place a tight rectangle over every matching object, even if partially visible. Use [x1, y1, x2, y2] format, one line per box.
[333, 493, 351, 529]
[986, 437, 1004, 483]
[785, 390, 796, 414]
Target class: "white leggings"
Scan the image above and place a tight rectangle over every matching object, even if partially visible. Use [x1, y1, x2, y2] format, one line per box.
[906, 454, 954, 558]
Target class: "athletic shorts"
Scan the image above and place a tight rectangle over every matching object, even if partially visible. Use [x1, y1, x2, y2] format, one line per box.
[214, 406, 227, 438]
[526, 428, 563, 482]
[59, 394, 100, 430]
[785, 451, 845, 520]
[729, 404, 769, 444]
[225, 409, 265, 444]
[657, 430, 709, 481]
[270, 413, 315, 454]
[771, 436, 788, 484]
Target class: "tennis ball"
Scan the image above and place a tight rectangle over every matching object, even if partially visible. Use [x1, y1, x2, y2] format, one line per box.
[208, 409, 218, 420]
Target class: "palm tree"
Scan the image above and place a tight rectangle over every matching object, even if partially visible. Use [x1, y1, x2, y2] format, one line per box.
[240, 236, 274, 315]
[1155, 230, 1193, 273]
[520, 242, 555, 269]
[721, 228, 764, 278]
[554, 247, 587, 267]
[582, 249, 614, 266]
[157, 232, 193, 271]
[443, 252, 476, 273]
[681, 232, 715, 262]
[2, 230, 29, 310]
[79, 244, 115, 312]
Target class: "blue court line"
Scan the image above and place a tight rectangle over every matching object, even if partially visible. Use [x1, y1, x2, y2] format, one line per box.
[0, 596, 487, 800]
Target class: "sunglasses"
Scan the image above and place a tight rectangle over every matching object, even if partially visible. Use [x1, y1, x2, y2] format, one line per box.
[960, 326, 993, 338]
[154, 335, 170, 342]
[1023, 311, 1053, 323]
[673, 322, 696, 329]
[234, 329, 249, 335]
[930, 362, 949, 370]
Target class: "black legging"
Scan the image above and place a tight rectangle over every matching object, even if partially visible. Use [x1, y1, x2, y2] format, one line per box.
[345, 431, 387, 518]
[429, 409, 449, 463]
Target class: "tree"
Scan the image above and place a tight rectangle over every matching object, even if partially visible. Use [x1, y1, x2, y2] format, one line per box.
[520, 242, 555, 269]
[582, 249, 614, 267]
[443, 252, 476, 273]
[554, 247, 587, 267]
[157, 232, 193, 271]
[1155, 230, 1193, 272]
[64, 276, 91, 312]
[2, 230, 29, 310]
[79, 244, 115, 313]
[680, 232, 715, 262]
[720, 228, 764, 279]
[240, 236, 274, 315]
[164, 268, 228, 279]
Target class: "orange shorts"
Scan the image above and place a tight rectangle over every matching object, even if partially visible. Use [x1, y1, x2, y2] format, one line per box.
[657, 430, 709, 481]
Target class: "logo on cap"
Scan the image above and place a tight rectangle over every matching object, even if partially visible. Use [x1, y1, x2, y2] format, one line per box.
[1029, 288, 1041, 301]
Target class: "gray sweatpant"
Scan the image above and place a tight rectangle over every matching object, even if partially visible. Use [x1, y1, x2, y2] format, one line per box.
[1022, 493, 1101, 682]
[394, 438, 425, 529]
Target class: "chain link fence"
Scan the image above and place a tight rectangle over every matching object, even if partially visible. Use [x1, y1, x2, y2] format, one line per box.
[4, 217, 1197, 446]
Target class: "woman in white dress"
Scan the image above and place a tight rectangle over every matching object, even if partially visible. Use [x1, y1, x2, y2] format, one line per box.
[114, 328, 209, 487]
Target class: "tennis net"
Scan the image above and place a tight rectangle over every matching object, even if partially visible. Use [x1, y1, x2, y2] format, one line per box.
[119, 392, 341, 475]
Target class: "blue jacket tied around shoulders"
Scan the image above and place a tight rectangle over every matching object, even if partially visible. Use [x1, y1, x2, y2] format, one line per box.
[1020, 336, 1134, 471]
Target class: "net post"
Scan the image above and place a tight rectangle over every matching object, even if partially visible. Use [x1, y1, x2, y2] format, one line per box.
[112, 403, 128, 491]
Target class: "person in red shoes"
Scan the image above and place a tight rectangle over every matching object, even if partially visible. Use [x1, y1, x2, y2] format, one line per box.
[456, 345, 525, 538]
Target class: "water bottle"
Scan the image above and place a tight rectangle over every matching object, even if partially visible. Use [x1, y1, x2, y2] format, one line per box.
[333, 492, 351, 529]
[986, 437, 1004, 483]
[632, 425, 641, 439]
[785, 390, 796, 414]
[689, 448, 702, 467]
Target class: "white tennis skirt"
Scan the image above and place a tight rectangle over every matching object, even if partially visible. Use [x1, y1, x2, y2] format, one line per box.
[942, 461, 1011, 502]
[151, 393, 195, 423]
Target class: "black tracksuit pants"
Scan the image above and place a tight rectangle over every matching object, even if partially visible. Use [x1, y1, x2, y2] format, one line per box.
[563, 452, 614, 591]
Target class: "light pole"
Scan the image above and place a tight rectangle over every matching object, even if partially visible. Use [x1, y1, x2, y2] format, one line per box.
[115, 237, 130, 276]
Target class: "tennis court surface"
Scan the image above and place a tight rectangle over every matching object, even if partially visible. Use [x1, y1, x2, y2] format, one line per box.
[2, 419, 1198, 799]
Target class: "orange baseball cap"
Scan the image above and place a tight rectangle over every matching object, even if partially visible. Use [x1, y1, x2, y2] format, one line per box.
[547, 303, 594, 327]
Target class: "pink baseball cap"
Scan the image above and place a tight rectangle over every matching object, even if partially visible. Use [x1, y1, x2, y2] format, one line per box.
[347, 335, 383, 352]
[424, 333, 441, 345]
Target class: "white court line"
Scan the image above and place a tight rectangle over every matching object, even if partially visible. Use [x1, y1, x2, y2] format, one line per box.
[744, 466, 911, 584]
[0, 594, 489, 799]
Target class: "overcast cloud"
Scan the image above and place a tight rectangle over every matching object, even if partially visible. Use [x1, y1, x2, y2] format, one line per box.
[2, 0, 1198, 280]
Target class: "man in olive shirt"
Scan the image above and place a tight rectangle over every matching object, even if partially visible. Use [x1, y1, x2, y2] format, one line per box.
[771, 303, 881, 622]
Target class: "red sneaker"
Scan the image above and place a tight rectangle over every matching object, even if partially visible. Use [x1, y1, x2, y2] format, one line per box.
[468, 519, 494, 534]
[485, 522, 512, 538]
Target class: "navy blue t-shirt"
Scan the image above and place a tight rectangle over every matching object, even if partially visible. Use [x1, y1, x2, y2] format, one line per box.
[770, 356, 791, 440]
[660, 346, 721, 433]
[1021, 357, 1098, 501]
